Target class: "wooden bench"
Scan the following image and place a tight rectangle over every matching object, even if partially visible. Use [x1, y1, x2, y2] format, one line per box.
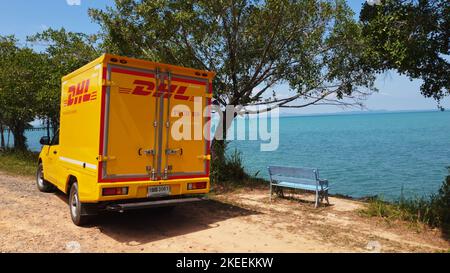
[268, 166, 330, 208]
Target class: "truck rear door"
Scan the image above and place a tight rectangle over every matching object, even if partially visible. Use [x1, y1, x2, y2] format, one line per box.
[100, 64, 210, 182]
[160, 74, 211, 180]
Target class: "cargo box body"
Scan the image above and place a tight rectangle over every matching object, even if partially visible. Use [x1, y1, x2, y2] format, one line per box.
[39, 54, 214, 203]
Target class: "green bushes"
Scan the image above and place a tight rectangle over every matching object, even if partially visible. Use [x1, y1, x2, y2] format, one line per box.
[210, 140, 249, 184]
[397, 180, 449, 230]
[210, 144, 268, 192]
[362, 168, 450, 232]
[0, 149, 38, 176]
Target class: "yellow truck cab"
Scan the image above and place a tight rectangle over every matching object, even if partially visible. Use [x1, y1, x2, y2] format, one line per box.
[37, 54, 215, 226]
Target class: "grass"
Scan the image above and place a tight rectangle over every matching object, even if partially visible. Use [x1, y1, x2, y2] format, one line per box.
[360, 171, 450, 236]
[0, 149, 39, 176]
[360, 198, 419, 224]
[210, 147, 270, 193]
[212, 176, 268, 194]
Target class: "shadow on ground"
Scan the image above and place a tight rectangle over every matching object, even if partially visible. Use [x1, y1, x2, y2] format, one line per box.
[272, 189, 333, 208]
[56, 192, 259, 245]
[97, 200, 259, 245]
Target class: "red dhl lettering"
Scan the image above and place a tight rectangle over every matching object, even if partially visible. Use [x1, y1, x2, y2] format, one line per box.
[119, 80, 192, 101]
[65, 79, 194, 107]
[64, 79, 97, 107]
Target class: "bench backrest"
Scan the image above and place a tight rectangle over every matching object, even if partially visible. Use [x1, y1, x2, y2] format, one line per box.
[268, 166, 319, 185]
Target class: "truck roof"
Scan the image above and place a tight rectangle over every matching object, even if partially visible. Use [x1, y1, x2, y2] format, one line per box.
[62, 53, 216, 82]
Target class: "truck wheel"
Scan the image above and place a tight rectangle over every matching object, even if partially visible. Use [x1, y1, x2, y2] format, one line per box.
[36, 163, 55, 193]
[69, 183, 89, 226]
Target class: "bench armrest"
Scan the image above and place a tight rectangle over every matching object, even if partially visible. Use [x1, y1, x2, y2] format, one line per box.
[319, 179, 328, 187]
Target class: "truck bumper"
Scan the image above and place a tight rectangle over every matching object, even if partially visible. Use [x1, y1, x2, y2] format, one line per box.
[105, 196, 206, 213]
[79, 177, 210, 203]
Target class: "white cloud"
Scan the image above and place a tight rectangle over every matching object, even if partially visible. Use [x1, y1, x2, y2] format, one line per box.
[66, 0, 81, 6]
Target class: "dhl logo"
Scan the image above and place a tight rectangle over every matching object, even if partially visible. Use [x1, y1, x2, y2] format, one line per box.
[64, 79, 97, 107]
[119, 80, 192, 101]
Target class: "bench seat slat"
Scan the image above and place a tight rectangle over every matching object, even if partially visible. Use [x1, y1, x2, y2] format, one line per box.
[268, 166, 318, 180]
[271, 175, 317, 185]
[275, 182, 329, 192]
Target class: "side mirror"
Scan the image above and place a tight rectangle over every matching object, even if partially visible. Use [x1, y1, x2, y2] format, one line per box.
[40, 136, 51, 146]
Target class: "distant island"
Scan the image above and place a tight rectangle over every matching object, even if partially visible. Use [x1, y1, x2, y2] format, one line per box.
[278, 108, 445, 118]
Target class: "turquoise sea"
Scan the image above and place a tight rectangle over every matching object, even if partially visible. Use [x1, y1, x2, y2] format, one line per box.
[228, 111, 450, 200]
[3, 111, 450, 200]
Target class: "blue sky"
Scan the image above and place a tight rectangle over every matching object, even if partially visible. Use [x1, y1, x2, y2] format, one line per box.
[0, 0, 448, 114]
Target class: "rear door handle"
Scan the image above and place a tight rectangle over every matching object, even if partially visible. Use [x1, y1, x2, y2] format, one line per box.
[53, 151, 58, 155]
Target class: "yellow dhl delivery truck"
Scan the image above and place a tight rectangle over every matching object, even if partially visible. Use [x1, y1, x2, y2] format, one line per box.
[37, 54, 215, 225]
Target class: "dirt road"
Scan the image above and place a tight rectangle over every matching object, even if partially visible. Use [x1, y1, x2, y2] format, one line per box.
[0, 171, 448, 253]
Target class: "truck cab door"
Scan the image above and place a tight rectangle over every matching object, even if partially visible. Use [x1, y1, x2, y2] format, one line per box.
[44, 131, 61, 186]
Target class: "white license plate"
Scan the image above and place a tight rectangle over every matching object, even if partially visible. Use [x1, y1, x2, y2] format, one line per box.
[147, 185, 171, 197]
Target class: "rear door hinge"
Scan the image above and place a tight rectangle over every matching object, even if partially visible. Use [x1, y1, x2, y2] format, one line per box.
[97, 155, 116, 162]
[166, 148, 183, 156]
[102, 79, 116, 87]
[197, 154, 211, 161]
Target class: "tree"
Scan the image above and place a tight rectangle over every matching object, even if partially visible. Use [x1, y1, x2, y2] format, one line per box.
[90, 0, 377, 175]
[0, 93, 5, 150]
[360, 0, 450, 105]
[28, 28, 100, 134]
[0, 36, 45, 150]
[0, 37, 16, 150]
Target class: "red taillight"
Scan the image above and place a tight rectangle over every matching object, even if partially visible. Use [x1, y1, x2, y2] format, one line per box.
[187, 182, 207, 190]
[102, 187, 128, 196]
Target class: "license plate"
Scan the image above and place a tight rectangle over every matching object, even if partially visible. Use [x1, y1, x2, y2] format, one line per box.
[147, 185, 171, 197]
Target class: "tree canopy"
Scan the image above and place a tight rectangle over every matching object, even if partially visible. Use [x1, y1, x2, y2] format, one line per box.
[89, 0, 379, 181]
[360, 0, 449, 104]
[0, 36, 46, 149]
[0, 30, 99, 149]
[90, 0, 377, 114]
[28, 28, 100, 132]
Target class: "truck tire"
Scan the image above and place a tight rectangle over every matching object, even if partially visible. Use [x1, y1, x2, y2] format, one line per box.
[36, 163, 55, 193]
[69, 182, 89, 226]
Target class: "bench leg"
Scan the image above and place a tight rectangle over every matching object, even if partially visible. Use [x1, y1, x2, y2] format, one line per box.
[277, 188, 284, 198]
[325, 189, 330, 205]
[315, 190, 319, 208]
[270, 183, 272, 202]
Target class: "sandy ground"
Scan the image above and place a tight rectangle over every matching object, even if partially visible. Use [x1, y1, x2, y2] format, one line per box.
[0, 171, 448, 253]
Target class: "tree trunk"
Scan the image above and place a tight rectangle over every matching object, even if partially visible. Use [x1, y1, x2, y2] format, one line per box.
[6, 129, 10, 147]
[11, 123, 27, 151]
[210, 110, 241, 183]
[211, 110, 230, 162]
[0, 123, 5, 149]
[46, 119, 50, 139]
[51, 118, 59, 136]
[211, 139, 227, 164]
